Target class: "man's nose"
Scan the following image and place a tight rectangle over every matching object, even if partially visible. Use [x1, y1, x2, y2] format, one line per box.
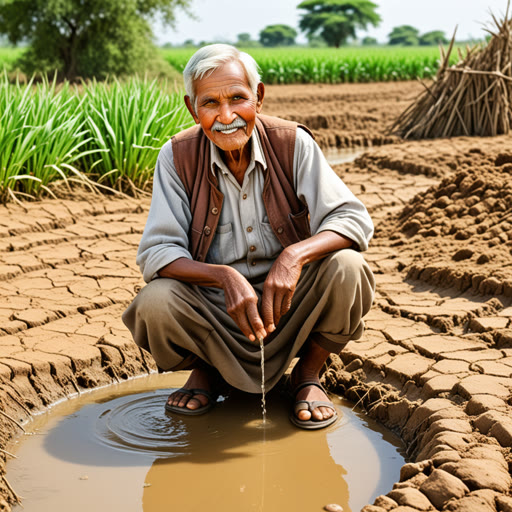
[217, 102, 237, 124]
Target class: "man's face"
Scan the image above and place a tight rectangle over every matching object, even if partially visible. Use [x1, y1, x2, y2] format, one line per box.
[185, 60, 264, 153]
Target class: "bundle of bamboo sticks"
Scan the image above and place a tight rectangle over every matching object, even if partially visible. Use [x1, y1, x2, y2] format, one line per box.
[390, 6, 512, 139]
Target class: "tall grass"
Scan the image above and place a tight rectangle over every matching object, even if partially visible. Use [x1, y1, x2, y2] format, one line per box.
[82, 79, 192, 193]
[0, 74, 193, 201]
[162, 46, 458, 84]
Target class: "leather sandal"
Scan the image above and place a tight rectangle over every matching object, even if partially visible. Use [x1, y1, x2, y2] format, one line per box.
[289, 381, 338, 430]
[165, 388, 216, 416]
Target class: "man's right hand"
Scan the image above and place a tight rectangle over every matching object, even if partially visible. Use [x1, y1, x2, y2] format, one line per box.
[158, 258, 266, 344]
[221, 266, 267, 344]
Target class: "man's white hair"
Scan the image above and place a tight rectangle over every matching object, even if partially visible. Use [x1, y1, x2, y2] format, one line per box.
[183, 44, 261, 111]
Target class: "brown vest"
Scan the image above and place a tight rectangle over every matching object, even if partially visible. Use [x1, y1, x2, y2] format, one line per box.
[171, 114, 313, 262]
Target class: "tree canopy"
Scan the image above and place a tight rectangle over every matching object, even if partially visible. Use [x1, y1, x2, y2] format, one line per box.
[419, 30, 449, 46]
[259, 24, 297, 47]
[361, 36, 377, 45]
[0, 0, 192, 80]
[388, 25, 420, 46]
[298, 0, 380, 48]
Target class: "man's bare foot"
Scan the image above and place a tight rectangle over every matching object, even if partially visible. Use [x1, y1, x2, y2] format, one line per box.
[167, 367, 214, 411]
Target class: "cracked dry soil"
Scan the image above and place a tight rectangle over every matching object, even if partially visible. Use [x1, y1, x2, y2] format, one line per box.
[1, 81, 512, 511]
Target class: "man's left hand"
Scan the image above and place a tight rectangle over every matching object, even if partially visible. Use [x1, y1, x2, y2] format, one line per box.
[262, 247, 303, 334]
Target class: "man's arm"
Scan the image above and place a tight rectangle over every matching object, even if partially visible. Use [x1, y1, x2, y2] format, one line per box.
[261, 231, 352, 333]
[262, 129, 373, 333]
[136, 141, 194, 283]
[158, 258, 267, 343]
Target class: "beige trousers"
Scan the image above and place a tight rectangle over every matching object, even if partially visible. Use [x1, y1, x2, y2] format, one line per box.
[122, 249, 375, 393]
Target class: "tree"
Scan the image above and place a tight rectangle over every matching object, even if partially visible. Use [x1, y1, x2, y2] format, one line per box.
[419, 30, 448, 46]
[388, 25, 420, 46]
[259, 24, 297, 47]
[298, 0, 381, 48]
[361, 36, 377, 45]
[236, 32, 261, 48]
[0, 0, 192, 81]
[237, 33, 252, 44]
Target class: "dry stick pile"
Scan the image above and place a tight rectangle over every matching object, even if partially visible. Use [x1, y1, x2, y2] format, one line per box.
[390, 8, 512, 139]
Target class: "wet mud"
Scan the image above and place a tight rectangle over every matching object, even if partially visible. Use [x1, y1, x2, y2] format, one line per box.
[1, 82, 512, 511]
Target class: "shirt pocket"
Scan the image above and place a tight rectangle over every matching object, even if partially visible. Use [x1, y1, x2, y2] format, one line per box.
[260, 222, 283, 259]
[206, 222, 236, 264]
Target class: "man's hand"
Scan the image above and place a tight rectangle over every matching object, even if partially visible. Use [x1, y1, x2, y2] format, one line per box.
[157, 258, 266, 344]
[222, 266, 267, 343]
[262, 247, 303, 334]
[261, 231, 355, 334]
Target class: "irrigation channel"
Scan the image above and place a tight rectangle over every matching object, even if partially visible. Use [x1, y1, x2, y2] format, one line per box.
[5, 148, 403, 512]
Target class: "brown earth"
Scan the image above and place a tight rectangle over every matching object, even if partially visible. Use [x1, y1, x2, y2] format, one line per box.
[1, 81, 512, 512]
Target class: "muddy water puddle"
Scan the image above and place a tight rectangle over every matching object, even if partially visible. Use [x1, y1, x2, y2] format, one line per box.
[7, 372, 405, 512]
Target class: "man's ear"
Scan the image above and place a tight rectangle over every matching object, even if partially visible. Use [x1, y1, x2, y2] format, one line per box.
[256, 83, 265, 113]
[184, 95, 200, 124]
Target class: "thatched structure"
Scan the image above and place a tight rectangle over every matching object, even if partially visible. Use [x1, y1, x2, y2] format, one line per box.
[391, 6, 512, 139]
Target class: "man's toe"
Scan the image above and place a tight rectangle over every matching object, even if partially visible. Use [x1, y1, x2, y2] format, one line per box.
[185, 397, 201, 410]
[297, 409, 312, 421]
[311, 408, 325, 421]
[319, 406, 333, 419]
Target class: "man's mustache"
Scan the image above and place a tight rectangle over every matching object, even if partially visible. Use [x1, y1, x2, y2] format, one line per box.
[212, 117, 247, 132]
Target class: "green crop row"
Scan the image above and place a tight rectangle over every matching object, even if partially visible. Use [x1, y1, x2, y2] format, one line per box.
[163, 46, 457, 84]
[0, 74, 193, 201]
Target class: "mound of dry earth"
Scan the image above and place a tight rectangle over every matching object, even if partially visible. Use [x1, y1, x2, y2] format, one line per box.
[264, 81, 423, 148]
[358, 135, 512, 301]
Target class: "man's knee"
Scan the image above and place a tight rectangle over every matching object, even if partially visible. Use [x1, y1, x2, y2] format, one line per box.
[128, 278, 189, 322]
[319, 249, 375, 291]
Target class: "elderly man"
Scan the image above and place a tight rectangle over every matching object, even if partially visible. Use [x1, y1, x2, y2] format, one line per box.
[122, 44, 375, 430]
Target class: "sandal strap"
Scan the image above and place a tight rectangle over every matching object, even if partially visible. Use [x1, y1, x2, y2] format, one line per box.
[293, 380, 327, 396]
[173, 388, 194, 396]
[294, 400, 336, 414]
[189, 388, 216, 402]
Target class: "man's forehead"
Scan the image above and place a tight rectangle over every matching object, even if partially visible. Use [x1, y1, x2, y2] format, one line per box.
[194, 61, 252, 95]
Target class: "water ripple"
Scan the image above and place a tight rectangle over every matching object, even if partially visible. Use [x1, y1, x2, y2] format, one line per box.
[95, 390, 197, 457]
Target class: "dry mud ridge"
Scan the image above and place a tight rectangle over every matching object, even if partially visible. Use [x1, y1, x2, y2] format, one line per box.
[1, 81, 512, 511]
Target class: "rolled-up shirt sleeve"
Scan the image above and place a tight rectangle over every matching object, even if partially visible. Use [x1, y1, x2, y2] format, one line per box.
[293, 129, 374, 251]
[136, 141, 193, 282]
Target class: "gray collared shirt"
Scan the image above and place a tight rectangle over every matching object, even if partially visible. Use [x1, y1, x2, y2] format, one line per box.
[137, 128, 373, 283]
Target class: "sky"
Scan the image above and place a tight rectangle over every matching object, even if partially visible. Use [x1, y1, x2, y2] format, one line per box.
[154, 0, 510, 45]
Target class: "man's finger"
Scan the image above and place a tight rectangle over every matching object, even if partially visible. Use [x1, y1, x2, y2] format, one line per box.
[273, 291, 285, 327]
[281, 290, 294, 317]
[229, 309, 256, 342]
[261, 286, 275, 333]
[246, 302, 267, 341]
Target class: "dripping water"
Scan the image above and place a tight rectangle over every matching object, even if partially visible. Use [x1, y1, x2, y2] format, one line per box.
[259, 337, 266, 424]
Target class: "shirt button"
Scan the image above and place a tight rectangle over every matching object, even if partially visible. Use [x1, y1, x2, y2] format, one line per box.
[249, 245, 256, 252]
[251, 261, 256, 266]
[242, 194, 248, 200]
[247, 226, 253, 233]
[277, 227, 284, 234]
[211, 207, 218, 215]
[204, 226, 211, 236]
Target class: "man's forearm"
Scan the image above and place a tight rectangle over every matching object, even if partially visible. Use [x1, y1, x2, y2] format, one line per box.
[285, 230, 353, 267]
[157, 258, 230, 288]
